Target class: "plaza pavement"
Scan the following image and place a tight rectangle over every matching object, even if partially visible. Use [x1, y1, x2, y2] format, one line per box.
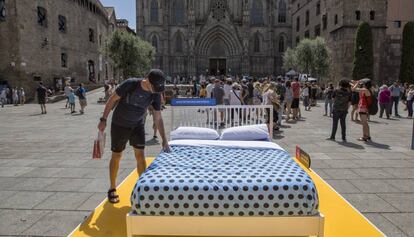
[0, 88, 413, 237]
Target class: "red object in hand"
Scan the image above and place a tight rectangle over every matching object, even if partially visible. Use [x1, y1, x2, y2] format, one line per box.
[93, 132, 106, 159]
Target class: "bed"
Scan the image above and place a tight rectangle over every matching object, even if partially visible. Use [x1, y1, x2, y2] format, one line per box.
[126, 105, 324, 237]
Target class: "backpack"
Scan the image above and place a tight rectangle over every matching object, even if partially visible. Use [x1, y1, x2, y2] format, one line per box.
[368, 91, 378, 115]
[75, 88, 81, 97]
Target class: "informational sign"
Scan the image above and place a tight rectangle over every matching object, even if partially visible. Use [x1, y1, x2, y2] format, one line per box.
[171, 98, 216, 107]
[295, 145, 311, 169]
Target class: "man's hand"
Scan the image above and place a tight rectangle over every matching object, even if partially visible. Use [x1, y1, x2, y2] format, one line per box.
[98, 121, 106, 132]
[162, 141, 171, 153]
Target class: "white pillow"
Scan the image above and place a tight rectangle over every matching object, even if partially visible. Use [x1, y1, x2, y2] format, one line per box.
[220, 124, 270, 141]
[170, 127, 220, 141]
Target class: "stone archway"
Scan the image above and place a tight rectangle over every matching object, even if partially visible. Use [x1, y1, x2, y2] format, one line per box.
[195, 25, 243, 75]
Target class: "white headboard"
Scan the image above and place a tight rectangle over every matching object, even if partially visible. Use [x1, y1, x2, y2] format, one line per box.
[170, 105, 273, 138]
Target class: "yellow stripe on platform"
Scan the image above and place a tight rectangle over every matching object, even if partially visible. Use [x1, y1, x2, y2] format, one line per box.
[69, 158, 385, 237]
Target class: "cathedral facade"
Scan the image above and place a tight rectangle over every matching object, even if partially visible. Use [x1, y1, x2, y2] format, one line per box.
[136, 0, 292, 77]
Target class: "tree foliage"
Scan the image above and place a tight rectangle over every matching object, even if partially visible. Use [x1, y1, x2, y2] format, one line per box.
[282, 47, 297, 71]
[104, 30, 155, 79]
[283, 37, 331, 79]
[352, 22, 374, 80]
[399, 22, 414, 84]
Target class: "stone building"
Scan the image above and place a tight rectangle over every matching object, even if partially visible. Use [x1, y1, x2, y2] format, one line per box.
[0, 0, 119, 98]
[291, 0, 388, 83]
[136, 0, 293, 77]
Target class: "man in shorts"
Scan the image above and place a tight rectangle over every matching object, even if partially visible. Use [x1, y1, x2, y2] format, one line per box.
[76, 83, 87, 114]
[98, 69, 170, 203]
[291, 77, 301, 119]
[36, 82, 47, 114]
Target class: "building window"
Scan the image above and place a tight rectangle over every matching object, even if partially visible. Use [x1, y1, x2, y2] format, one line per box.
[251, 0, 264, 25]
[322, 14, 327, 30]
[254, 33, 260, 53]
[305, 10, 309, 26]
[61, 53, 68, 68]
[212, 0, 226, 21]
[278, 0, 286, 23]
[58, 15, 66, 33]
[296, 17, 300, 32]
[355, 11, 361, 20]
[99, 34, 102, 45]
[151, 35, 158, 53]
[316, 2, 320, 16]
[296, 36, 300, 45]
[394, 21, 402, 28]
[370, 11, 375, 20]
[37, 7, 47, 27]
[0, 0, 6, 22]
[314, 24, 321, 37]
[89, 28, 95, 42]
[334, 14, 338, 25]
[176, 33, 183, 53]
[150, 0, 159, 23]
[88, 60, 95, 82]
[304, 30, 310, 38]
[173, 0, 185, 24]
[278, 36, 285, 53]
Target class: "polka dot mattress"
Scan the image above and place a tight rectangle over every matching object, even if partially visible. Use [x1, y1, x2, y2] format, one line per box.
[131, 145, 319, 217]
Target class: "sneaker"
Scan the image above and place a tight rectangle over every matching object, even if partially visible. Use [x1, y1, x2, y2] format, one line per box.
[326, 137, 335, 141]
[342, 138, 347, 143]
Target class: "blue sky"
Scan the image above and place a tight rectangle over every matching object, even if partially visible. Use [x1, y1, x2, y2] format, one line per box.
[100, 0, 136, 31]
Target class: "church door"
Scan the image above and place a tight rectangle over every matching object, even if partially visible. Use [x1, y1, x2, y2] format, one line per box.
[209, 58, 226, 76]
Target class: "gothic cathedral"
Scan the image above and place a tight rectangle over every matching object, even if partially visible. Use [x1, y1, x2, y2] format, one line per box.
[136, 0, 292, 77]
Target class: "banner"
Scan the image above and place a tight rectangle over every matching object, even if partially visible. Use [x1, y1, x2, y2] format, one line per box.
[171, 98, 216, 107]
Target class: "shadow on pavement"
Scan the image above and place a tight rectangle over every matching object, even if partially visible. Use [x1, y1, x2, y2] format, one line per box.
[337, 141, 365, 150]
[366, 141, 391, 150]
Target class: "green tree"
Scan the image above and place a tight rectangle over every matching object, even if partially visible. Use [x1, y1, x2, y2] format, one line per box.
[352, 22, 374, 80]
[282, 47, 297, 71]
[295, 38, 314, 74]
[399, 22, 414, 84]
[291, 38, 331, 79]
[104, 30, 155, 79]
[312, 37, 331, 79]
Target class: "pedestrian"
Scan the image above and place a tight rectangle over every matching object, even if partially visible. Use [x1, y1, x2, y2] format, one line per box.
[36, 82, 48, 114]
[324, 83, 334, 116]
[199, 84, 207, 98]
[327, 79, 352, 142]
[19, 88, 25, 105]
[229, 83, 243, 125]
[350, 89, 360, 121]
[352, 79, 373, 142]
[301, 83, 311, 111]
[212, 79, 225, 127]
[285, 80, 293, 122]
[76, 83, 87, 114]
[262, 83, 280, 131]
[0, 89, 6, 107]
[12, 87, 19, 106]
[291, 77, 301, 119]
[68, 88, 76, 114]
[276, 77, 286, 125]
[407, 85, 414, 119]
[64, 83, 73, 108]
[378, 85, 391, 119]
[206, 79, 214, 98]
[389, 81, 401, 117]
[97, 69, 170, 204]
[223, 78, 232, 105]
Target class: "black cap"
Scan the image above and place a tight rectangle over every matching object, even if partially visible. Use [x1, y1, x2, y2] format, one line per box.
[147, 69, 166, 93]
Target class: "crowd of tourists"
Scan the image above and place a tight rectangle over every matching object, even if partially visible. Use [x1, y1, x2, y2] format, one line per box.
[0, 87, 26, 107]
[179, 76, 413, 142]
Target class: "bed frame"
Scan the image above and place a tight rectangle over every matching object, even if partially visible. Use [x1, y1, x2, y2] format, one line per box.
[126, 104, 325, 237]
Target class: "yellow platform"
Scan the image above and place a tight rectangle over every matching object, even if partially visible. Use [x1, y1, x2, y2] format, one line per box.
[69, 158, 385, 237]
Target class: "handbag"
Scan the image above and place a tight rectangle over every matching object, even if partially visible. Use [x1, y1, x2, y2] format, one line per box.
[92, 131, 106, 159]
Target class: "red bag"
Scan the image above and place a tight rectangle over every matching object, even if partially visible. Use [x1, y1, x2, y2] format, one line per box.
[92, 132, 106, 159]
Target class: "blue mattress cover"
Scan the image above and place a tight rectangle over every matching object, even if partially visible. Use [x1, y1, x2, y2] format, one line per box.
[131, 145, 319, 217]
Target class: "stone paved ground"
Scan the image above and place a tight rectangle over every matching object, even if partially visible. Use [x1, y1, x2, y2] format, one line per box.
[0, 89, 413, 237]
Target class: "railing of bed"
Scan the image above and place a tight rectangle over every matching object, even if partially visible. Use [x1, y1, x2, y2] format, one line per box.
[170, 104, 274, 138]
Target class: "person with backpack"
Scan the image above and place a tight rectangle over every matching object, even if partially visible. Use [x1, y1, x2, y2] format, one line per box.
[327, 80, 352, 142]
[324, 83, 335, 117]
[378, 85, 391, 119]
[97, 69, 170, 204]
[76, 83, 87, 114]
[351, 79, 375, 142]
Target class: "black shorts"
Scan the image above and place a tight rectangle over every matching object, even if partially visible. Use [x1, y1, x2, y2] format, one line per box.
[111, 122, 145, 152]
[291, 98, 300, 109]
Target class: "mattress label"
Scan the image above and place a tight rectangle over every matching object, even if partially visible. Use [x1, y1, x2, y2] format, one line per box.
[296, 146, 311, 169]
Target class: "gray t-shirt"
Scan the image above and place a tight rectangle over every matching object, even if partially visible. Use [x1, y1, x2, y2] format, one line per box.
[212, 85, 225, 105]
[112, 78, 161, 128]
